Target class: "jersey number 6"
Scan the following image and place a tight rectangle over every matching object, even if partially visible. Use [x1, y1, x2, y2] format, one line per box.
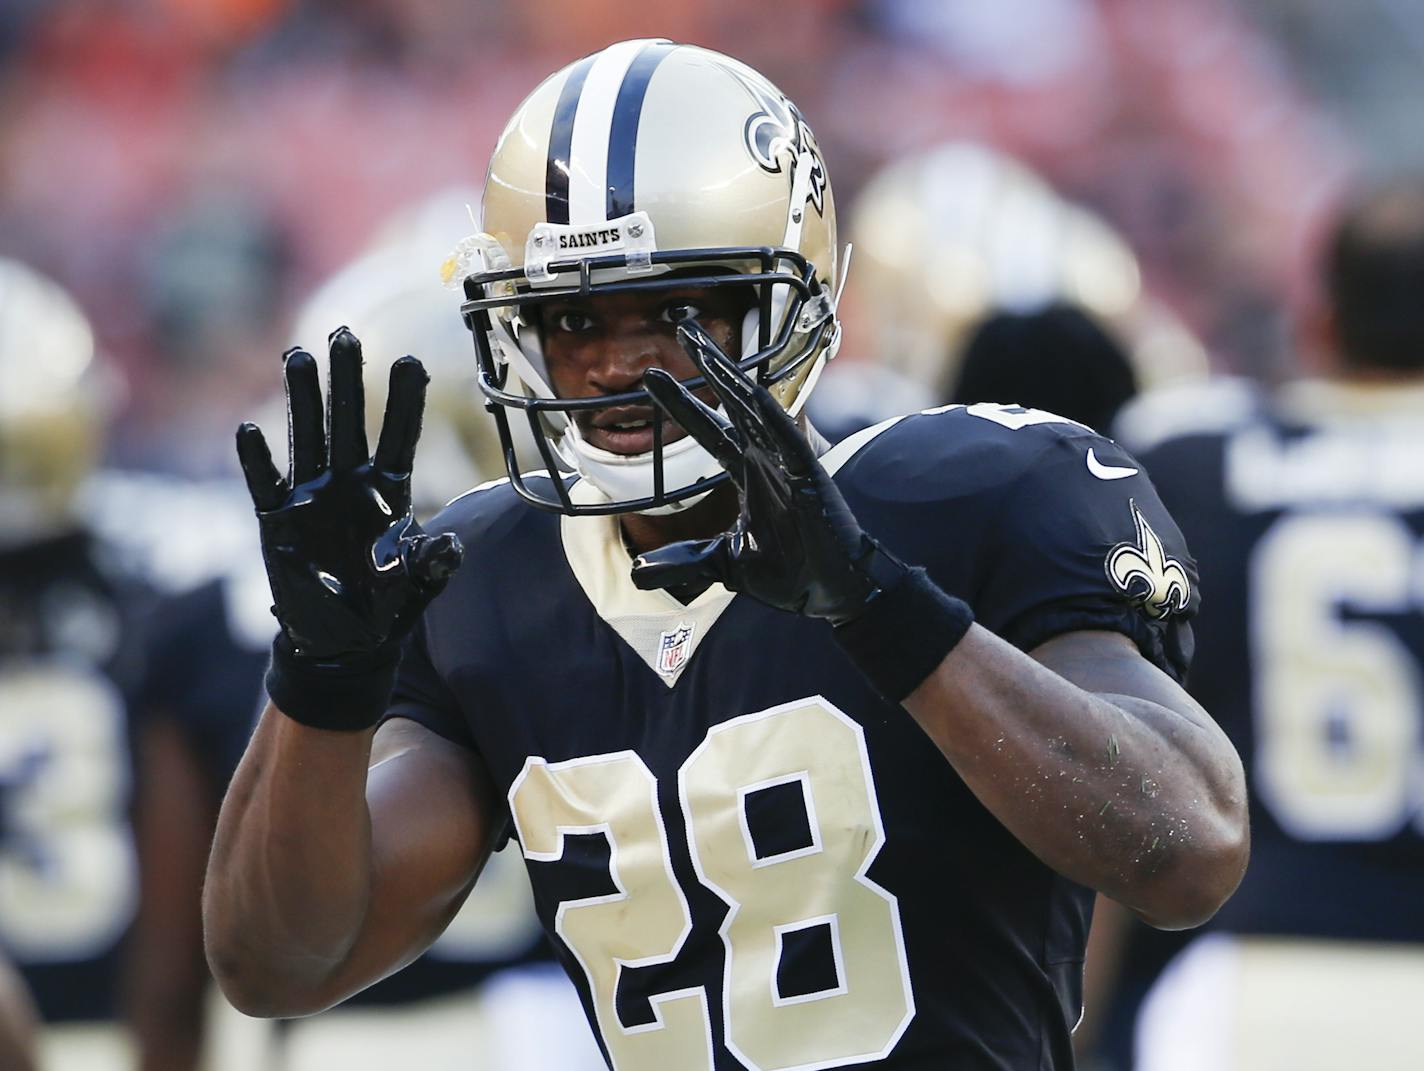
[509, 697, 915, 1071]
[1252, 511, 1424, 840]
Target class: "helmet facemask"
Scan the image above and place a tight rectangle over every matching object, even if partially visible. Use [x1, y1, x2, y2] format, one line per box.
[462, 236, 837, 516]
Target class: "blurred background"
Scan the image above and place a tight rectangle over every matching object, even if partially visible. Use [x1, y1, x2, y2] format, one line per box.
[3, 0, 1396, 445]
[2, 0, 1423, 1069]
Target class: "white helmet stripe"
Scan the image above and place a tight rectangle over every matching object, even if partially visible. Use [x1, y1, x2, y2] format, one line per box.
[605, 41, 677, 221]
[566, 39, 654, 225]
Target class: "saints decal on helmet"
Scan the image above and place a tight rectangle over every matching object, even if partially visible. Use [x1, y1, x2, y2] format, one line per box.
[449, 39, 843, 515]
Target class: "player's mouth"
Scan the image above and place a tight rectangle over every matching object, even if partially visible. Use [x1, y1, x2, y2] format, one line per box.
[582, 405, 689, 456]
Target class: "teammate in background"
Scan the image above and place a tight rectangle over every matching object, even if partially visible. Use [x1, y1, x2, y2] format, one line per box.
[281, 186, 531, 505]
[128, 545, 271, 1071]
[809, 141, 1206, 441]
[0, 259, 148, 1068]
[1120, 182, 1424, 1070]
[205, 41, 1248, 1070]
[0, 950, 38, 1071]
[948, 304, 1137, 434]
[940, 307, 1169, 1071]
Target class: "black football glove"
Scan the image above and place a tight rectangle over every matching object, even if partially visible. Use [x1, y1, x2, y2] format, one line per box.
[629, 321, 906, 625]
[236, 328, 463, 728]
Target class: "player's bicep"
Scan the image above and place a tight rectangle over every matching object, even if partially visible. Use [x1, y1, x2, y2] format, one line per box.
[327, 718, 498, 1000]
[1031, 630, 1233, 751]
[368, 716, 497, 927]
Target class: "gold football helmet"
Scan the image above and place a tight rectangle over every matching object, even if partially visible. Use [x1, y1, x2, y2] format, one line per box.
[287, 187, 516, 518]
[0, 259, 106, 548]
[451, 39, 842, 515]
[845, 141, 1205, 399]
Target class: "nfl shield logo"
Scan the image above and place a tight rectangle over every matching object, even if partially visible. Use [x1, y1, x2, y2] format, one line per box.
[656, 622, 697, 678]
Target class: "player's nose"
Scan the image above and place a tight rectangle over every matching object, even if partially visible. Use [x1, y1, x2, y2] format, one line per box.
[587, 330, 674, 394]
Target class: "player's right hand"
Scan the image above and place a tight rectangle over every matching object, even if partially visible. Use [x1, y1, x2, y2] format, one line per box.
[235, 328, 463, 667]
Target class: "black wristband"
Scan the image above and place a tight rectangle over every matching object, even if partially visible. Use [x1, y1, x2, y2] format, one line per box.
[265, 635, 403, 732]
[832, 567, 974, 702]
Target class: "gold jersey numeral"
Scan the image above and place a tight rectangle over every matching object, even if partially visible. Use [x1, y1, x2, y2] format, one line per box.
[510, 696, 914, 1071]
[0, 664, 136, 960]
[511, 750, 713, 1071]
[1251, 511, 1424, 839]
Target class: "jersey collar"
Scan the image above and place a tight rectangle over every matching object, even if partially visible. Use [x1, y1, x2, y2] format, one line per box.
[560, 479, 736, 687]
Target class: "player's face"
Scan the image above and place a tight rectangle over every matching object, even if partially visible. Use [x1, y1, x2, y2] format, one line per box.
[539, 283, 752, 456]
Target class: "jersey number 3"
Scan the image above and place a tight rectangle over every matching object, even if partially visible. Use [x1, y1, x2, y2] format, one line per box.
[0, 664, 136, 960]
[509, 697, 914, 1071]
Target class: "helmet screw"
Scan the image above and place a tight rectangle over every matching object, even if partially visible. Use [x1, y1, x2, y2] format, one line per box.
[627, 222, 644, 238]
[534, 233, 549, 247]
[791, 209, 803, 223]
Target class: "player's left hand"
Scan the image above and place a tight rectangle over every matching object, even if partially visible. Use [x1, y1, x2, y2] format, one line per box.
[630, 321, 907, 625]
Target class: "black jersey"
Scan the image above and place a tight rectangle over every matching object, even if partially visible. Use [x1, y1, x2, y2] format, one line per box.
[1129, 379, 1424, 943]
[139, 572, 269, 785]
[389, 403, 1197, 1071]
[0, 531, 148, 1022]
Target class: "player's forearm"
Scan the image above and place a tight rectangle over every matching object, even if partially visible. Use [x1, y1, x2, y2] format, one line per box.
[134, 998, 203, 1071]
[129, 718, 216, 1071]
[203, 702, 377, 1016]
[0, 954, 37, 1071]
[904, 627, 1248, 929]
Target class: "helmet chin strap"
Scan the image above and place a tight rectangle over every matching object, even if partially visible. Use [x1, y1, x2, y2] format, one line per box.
[562, 420, 723, 515]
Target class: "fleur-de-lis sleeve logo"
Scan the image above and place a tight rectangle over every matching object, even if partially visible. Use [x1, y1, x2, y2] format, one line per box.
[1105, 501, 1191, 619]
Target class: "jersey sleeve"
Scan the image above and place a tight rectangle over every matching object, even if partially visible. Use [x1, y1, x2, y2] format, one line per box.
[384, 617, 479, 750]
[973, 434, 1199, 681]
[385, 618, 516, 851]
[135, 589, 194, 720]
[134, 579, 267, 781]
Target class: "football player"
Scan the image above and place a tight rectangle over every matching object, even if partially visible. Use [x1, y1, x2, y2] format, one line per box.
[1120, 183, 1424, 1069]
[0, 258, 148, 1065]
[831, 146, 1213, 1069]
[821, 141, 1207, 419]
[948, 304, 1138, 434]
[205, 41, 1248, 1070]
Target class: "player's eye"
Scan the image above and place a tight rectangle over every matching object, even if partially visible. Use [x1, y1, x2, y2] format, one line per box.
[550, 310, 595, 333]
[660, 302, 702, 325]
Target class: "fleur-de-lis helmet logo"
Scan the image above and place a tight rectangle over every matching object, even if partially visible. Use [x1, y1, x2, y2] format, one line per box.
[1105, 501, 1191, 620]
[722, 64, 828, 217]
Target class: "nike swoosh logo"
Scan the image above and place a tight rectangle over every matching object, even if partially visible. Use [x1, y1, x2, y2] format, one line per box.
[1086, 448, 1139, 480]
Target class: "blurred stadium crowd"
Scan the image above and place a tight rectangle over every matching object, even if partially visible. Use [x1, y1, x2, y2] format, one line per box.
[2, 0, 1422, 1069]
